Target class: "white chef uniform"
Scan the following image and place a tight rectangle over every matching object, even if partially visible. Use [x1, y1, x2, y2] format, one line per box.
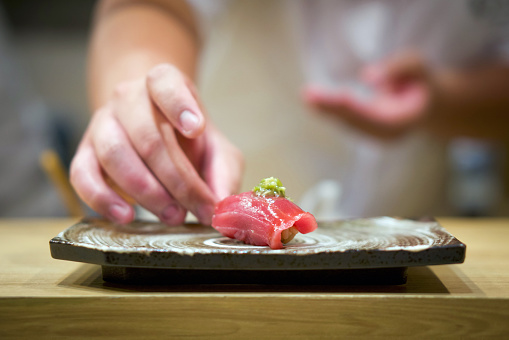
[187, 0, 509, 219]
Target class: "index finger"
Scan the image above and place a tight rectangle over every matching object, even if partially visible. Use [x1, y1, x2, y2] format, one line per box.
[147, 63, 205, 139]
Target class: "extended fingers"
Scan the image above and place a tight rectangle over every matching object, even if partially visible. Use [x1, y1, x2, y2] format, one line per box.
[151, 111, 218, 224]
[305, 81, 427, 122]
[89, 106, 186, 225]
[72, 64, 219, 225]
[113, 78, 218, 225]
[146, 63, 205, 139]
[363, 51, 428, 87]
[303, 85, 349, 108]
[70, 132, 135, 224]
[302, 85, 425, 139]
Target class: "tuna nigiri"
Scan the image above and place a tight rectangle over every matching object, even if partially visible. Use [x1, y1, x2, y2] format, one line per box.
[211, 177, 318, 249]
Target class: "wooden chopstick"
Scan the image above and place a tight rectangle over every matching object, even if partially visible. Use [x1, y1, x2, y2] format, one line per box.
[39, 149, 84, 217]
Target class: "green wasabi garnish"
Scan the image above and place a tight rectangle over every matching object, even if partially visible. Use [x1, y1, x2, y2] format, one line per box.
[253, 177, 286, 198]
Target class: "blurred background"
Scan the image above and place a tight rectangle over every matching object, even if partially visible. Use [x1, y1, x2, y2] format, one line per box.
[0, 0, 93, 217]
[0, 0, 507, 218]
[1, 0, 92, 147]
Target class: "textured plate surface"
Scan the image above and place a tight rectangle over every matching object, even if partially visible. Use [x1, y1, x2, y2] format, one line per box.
[50, 217, 466, 270]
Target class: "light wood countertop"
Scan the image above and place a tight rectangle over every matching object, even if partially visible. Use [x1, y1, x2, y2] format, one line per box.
[1, 218, 508, 338]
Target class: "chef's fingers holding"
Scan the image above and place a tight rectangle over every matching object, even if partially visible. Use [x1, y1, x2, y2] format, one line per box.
[70, 118, 136, 224]
[87, 104, 186, 225]
[71, 64, 221, 225]
[114, 76, 218, 225]
[154, 115, 218, 225]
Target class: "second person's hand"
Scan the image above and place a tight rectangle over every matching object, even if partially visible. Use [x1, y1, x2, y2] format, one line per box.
[303, 51, 434, 139]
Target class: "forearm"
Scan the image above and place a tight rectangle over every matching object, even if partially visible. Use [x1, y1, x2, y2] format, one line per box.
[432, 62, 509, 140]
[88, 0, 199, 110]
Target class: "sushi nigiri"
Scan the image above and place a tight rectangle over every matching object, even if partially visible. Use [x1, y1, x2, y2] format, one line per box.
[211, 177, 318, 249]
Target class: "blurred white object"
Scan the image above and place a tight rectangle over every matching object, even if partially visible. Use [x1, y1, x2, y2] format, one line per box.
[299, 179, 343, 220]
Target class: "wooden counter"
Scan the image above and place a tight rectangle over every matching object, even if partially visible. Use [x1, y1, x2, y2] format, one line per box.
[1, 218, 508, 338]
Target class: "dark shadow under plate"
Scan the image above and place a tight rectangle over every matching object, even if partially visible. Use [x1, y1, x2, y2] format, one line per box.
[101, 266, 409, 285]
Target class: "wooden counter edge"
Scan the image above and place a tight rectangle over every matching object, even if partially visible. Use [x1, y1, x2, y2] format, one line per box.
[1, 295, 508, 338]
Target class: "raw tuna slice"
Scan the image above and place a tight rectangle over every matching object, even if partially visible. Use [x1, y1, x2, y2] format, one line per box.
[211, 191, 318, 249]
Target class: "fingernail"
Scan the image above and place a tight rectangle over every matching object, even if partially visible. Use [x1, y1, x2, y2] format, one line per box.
[180, 110, 200, 134]
[108, 204, 131, 223]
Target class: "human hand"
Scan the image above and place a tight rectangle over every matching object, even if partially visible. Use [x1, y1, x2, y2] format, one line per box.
[303, 52, 436, 139]
[70, 64, 243, 225]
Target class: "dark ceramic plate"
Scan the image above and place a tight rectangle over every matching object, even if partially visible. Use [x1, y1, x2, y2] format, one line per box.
[50, 217, 466, 285]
